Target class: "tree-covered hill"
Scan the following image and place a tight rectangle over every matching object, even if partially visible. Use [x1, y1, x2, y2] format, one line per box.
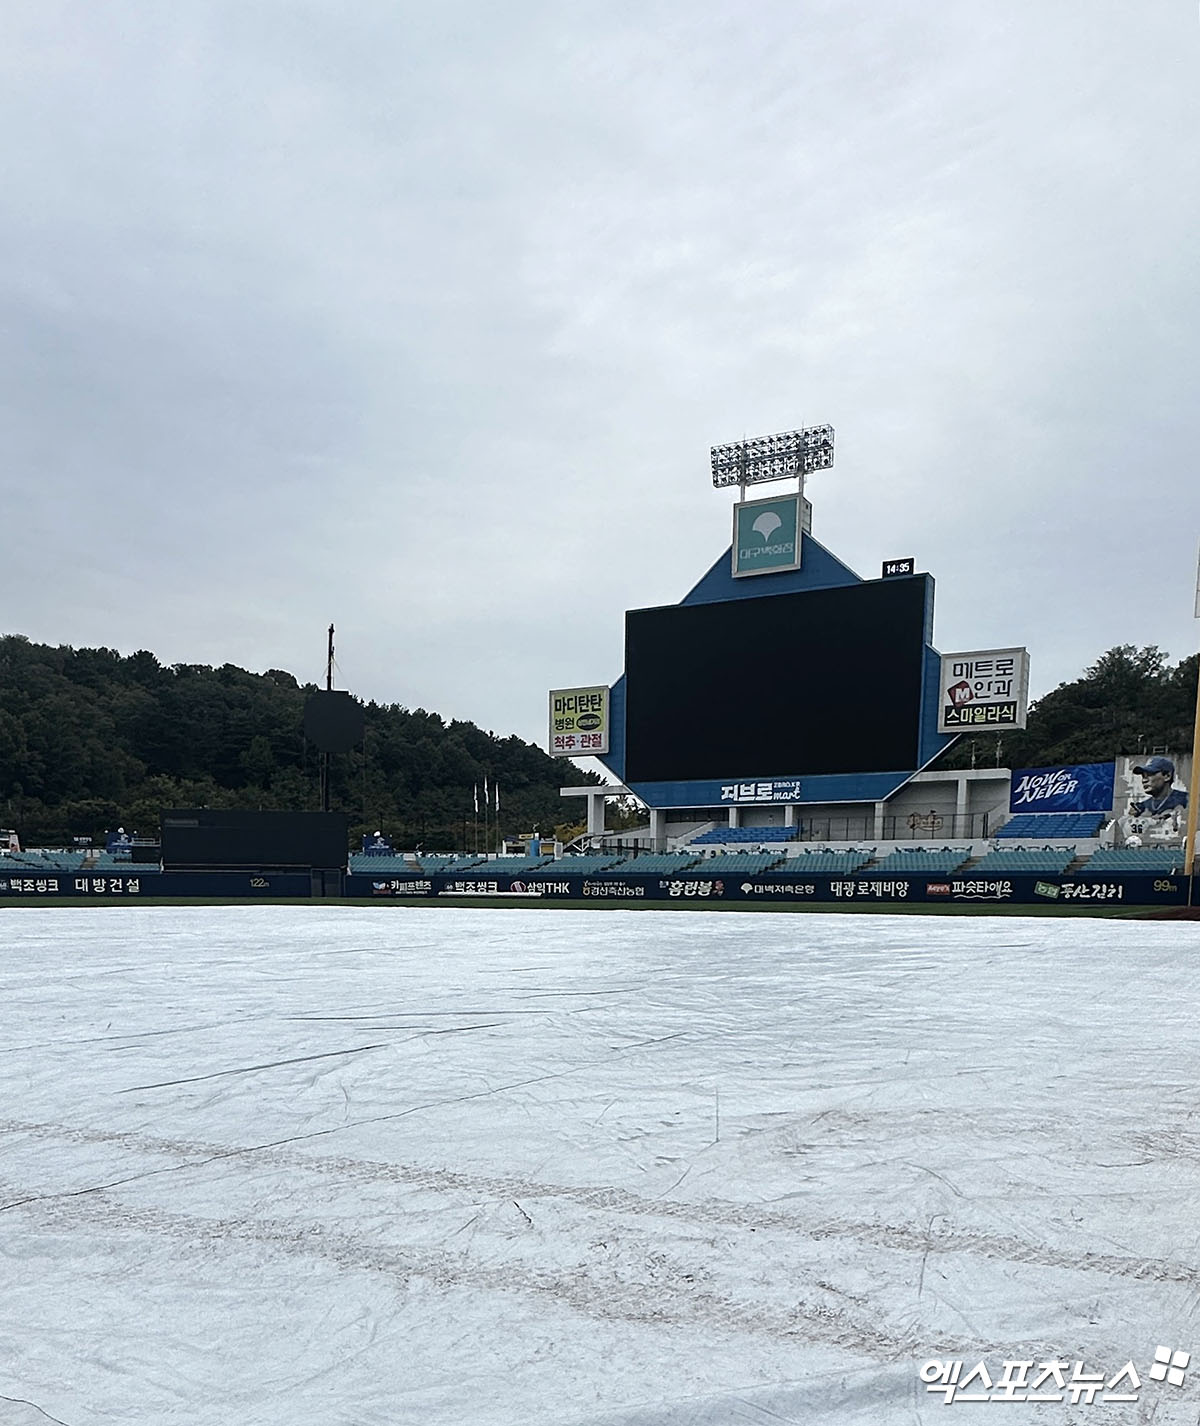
[0, 635, 600, 847]
[3, 636, 1196, 848]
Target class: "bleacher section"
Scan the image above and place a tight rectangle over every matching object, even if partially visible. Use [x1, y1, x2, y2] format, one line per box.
[562, 851, 630, 871]
[91, 852, 161, 873]
[446, 856, 556, 879]
[1080, 846, 1187, 874]
[348, 855, 418, 875]
[685, 852, 787, 875]
[860, 848, 971, 877]
[789, 849, 874, 875]
[1, 850, 88, 872]
[689, 827, 799, 845]
[347, 854, 494, 875]
[997, 813, 1105, 839]
[970, 846, 1076, 875]
[416, 855, 486, 873]
[593, 853, 702, 876]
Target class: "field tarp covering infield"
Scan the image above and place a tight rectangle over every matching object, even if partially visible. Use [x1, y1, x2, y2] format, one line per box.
[3, 906, 1200, 1424]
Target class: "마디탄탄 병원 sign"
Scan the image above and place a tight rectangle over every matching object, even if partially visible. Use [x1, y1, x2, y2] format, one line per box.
[548, 686, 610, 756]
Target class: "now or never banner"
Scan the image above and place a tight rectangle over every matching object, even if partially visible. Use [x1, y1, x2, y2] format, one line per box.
[1009, 762, 1115, 814]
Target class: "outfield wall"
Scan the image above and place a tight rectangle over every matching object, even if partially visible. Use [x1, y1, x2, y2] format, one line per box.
[3, 868, 1191, 908]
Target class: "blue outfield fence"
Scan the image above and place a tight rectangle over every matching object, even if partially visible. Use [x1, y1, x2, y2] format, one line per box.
[1, 867, 1193, 907]
[345, 870, 1195, 908]
[0, 871, 313, 899]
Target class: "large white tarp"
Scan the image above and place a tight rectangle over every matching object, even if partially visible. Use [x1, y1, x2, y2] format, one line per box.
[2, 906, 1200, 1424]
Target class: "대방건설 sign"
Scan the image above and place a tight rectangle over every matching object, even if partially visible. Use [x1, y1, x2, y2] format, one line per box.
[548, 685, 610, 756]
[937, 647, 1030, 733]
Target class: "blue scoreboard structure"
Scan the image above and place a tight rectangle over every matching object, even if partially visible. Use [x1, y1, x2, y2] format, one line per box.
[598, 530, 954, 813]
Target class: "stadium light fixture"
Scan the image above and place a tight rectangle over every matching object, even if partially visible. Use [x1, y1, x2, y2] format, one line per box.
[710, 424, 834, 496]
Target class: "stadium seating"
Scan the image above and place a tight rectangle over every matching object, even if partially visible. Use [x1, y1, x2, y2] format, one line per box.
[1, 850, 89, 872]
[1079, 846, 1187, 874]
[444, 856, 557, 878]
[969, 847, 1076, 875]
[560, 851, 630, 870]
[348, 854, 419, 874]
[689, 826, 799, 845]
[92, 852, 161, 872]
[680, 852, 787, 875]
[788, 849, 874, 875]
[416, 854, 487, 873]
[592, 853, 703, 876]
[860, 848, 971, 877]
[996, 813, 1105, 839]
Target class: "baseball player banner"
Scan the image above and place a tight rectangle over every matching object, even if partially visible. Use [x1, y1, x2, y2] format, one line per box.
[1116, 754, 1190, 845]
[937, 647, 1030, 733]
[1009, 762, 1115, 814]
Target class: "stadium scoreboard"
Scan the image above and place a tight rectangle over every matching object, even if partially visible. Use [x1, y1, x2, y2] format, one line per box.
[623, 577, 930, 783]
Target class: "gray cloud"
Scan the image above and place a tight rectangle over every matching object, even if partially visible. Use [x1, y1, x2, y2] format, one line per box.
[2, 0, 1197, 750]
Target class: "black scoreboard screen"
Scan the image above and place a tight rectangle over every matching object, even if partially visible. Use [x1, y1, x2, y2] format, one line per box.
[623, 578, 928, 782]
[161, 810, 349, 870]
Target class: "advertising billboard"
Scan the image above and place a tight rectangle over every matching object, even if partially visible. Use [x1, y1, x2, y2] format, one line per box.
[1114, 753, 1190, 844]
[732, 493, 805, 578]
[548, 685, 610, 757]
[937, 648, 1030, 733]
[1009, 763, 1115, 814]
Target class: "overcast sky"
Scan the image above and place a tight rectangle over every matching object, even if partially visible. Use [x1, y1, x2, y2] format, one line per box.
[2, 0, 1198, 754]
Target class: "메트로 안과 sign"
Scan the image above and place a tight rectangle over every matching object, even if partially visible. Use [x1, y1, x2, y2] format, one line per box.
[937, 648, 1030, 733]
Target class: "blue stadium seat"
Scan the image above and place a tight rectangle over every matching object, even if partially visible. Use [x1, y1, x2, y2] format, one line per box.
[689, 827, 799, 845]
[861, 847, 971, 877]
[1080, 846, 1186, 874]
[594, 853, 703, 876]
[997, 813, 1104, 839]
[970, 847, 1075, 875]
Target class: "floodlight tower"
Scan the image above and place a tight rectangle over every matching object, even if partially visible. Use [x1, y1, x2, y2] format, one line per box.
[710, 423, 835, 501]
[709, 422, 832, 501]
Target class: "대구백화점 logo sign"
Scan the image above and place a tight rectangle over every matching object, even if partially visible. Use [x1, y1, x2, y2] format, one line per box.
[731, 493, 803, 577]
